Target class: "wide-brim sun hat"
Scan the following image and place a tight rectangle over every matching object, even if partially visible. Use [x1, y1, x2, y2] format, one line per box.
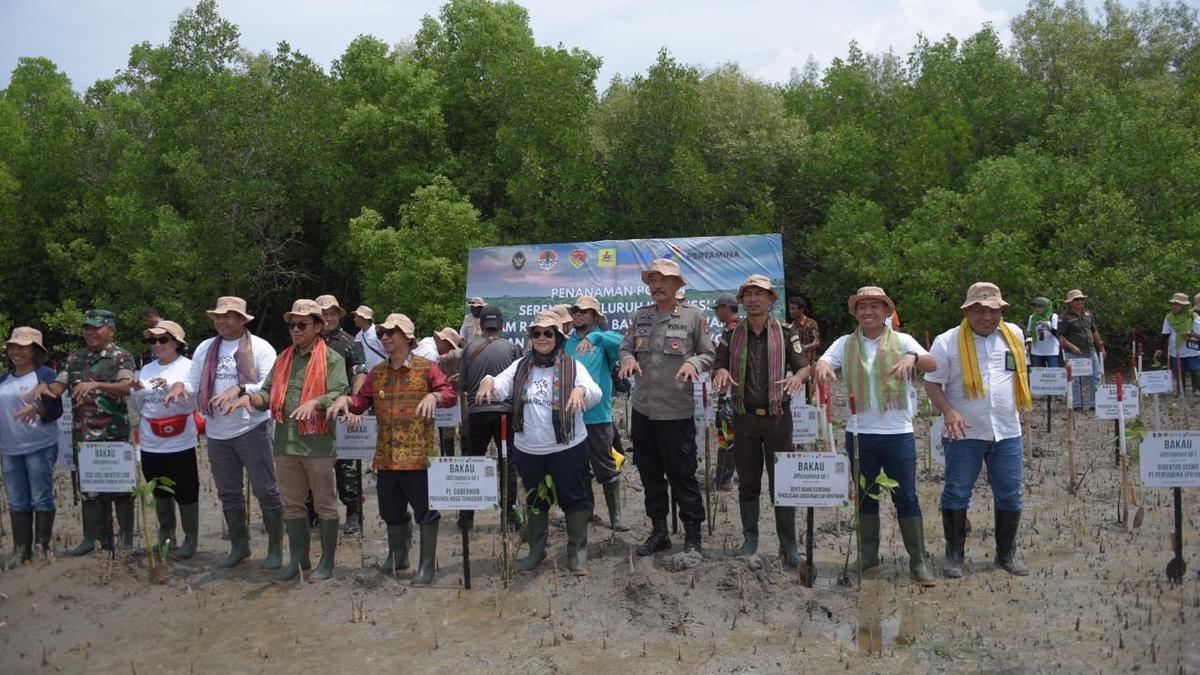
[641, 258, 688, 286]
[283, 299, 323, 323]
[528, 311, 566, 338]
[1169, 292, 1190, 306]
[143, 320, 189, 349]
[570, 295, 605, 320]
[6, 326, 47, 353]
[960, 282, 1009, 310]
[1064, 289, 1087, 303]
[846, 286, 895, 317]
[206, 296, 254, 321]
[377, 313, 416, 340]
[352, 305, 374, 321]
[315, 294, 346, 318]
[736, 275, 777, 302]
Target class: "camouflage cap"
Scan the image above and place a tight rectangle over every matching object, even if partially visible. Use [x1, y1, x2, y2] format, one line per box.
[83, 309, 117, 328]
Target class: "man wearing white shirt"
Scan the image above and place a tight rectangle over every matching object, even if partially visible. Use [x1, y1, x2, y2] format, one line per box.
[813, 286, 937, 586]
[164, 296, 282, 570]
[352, 305, 387, 372]
[1154, 293, 1200, 394]
[925, 282, 1032, 578]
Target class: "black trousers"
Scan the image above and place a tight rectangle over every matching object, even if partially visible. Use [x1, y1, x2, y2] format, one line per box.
[514, 440, 591, 513]
[631, 411, 705, 523]
[376, 470, 439, 525]
[466, 411, 519, 511]
[732, 412, 792, 504]
[141, 447, 201, 504]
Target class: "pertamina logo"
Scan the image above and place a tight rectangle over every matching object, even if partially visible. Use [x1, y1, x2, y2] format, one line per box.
[597, 247, 617, 268]
[569, 250, 586, 269]
[537, 250, 558, 271]
[511, 251, 526, 270]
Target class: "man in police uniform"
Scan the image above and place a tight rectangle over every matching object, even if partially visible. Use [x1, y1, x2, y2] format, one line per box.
[315, 295, 368, 534]
[618, 259, 715, 555]
[31, 309, 137, 555]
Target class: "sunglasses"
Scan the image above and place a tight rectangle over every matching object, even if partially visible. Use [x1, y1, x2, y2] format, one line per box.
[376, 327, 405, 339]
[143, 336, 173, 345]
[287, 321, 316, 331]
[528, 328, 557, 339]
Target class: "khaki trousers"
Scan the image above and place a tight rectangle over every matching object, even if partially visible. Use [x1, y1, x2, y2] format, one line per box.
[275, 455, 338, 521]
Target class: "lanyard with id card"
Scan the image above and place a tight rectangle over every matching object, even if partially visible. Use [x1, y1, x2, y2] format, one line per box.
[1004, 350, 1017, 372]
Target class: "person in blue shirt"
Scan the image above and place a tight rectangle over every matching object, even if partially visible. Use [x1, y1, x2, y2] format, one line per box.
[565, 296, 629, 532]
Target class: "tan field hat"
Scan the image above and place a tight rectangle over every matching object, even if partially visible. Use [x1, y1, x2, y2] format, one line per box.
[377, 313, 416, 340]
[529, 311, 566, 337]
[1064, 289, 1087, 302]
[550, 304, 573, 327]
[641, 258, 688, 286]
[206, 296, 254, 321]
[352, 305, 374, 320]
[283, 299, 323, 323]
[434, 327, 461, 346]
[315, 294, 346, 317]
[960, 282, 1009, 310]
[737, 274, 777, 301]
[847, 286, 895, 316]
[6, 326, 46, 353]
[468, 297, 486, 308]
[1169, 292, 1190, 306]
[143, 320, 188, 349]
[570, 295, 605, 320]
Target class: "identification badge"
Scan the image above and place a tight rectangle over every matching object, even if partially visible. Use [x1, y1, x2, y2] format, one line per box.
[1004, 351, 1017, 372]
[635, 337, 647, 350]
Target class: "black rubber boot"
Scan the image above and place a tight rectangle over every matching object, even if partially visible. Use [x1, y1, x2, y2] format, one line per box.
[602, 482, 629, 532]
[942, 509, 967, 578]
[518, 510, 549, 574]
[274, 517, 311, 582]
[775, 506, 802, 567]
[714, 449, 736, 491]
[114, 496, 135, 551]
[259, 509, 284, 569]
[98, 498, 115, 552]
[64, 500, 101, 557]
[34, 511, 55, 558]
[217, 507, 251, 568]
[5, 511, 33, 569]
[850, 513, 880, 573]
[995, 509, 1030, 576]
[683, 520, 703, 555]
[172, 503, 200, 560]
[309, 518, 339, 581]
[155, 496, 177, 552]
[729, 501, 759, 557]
[565, 510, 590, 576]
[381, 521, 412, 573]
[898, 517, 937, 587]
[410, 521, 439, 585]
[636, 517, 671, 556]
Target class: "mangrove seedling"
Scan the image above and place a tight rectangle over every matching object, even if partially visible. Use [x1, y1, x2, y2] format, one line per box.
[839, 469, 899, 588]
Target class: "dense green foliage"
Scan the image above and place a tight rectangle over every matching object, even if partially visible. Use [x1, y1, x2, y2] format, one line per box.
[2, 0, 1199, 357]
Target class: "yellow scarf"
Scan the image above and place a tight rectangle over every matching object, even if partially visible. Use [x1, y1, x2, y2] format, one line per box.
[957, 319, 1031, 411]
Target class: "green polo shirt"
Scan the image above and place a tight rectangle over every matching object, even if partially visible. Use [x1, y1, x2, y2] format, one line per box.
[254, 344, 347, 458]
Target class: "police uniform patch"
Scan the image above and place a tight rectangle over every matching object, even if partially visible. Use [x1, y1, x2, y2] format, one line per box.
[635, 337, 647, 350]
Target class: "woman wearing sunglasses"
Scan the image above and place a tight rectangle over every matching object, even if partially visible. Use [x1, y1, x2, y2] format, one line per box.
[130, 321, 201, 559]
[476, 311, 601, 576]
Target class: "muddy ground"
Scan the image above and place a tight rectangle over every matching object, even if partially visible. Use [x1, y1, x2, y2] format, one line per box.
[1, 388, 1199, 674]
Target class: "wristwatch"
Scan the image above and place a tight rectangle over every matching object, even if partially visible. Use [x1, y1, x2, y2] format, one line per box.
[905, 351, 920, 362]
[238, 384, 247, 397]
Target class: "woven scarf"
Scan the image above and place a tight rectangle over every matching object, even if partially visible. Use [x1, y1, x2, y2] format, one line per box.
[843, 326, 906, 412]
[1027, 302, 1053, 336]
[957, 320, 1032, 411]
[197, 332, 258, 415]
[727, 318, 786, 415]
[268, 339, 330, 435]
[1166, 309, 1197, 348]
[510, 347, 576, 444]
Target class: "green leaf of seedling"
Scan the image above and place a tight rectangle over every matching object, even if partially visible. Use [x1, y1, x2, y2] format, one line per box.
[867, 493, 881, 500]
[157, 476, 176, 487]
[158, 485, 175, 495]
[876, 474, 900, 491]
[858, 475, 866, 490]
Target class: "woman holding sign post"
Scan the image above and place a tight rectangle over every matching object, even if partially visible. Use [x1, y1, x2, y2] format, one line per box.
[476, 311, 601, 577]
[326, 313, 456, 585]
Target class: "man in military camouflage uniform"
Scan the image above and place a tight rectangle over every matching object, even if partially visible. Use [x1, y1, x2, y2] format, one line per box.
[32, 310, 137, 555]
[315, 295, 368, 534]
[618, 259, 715, 555]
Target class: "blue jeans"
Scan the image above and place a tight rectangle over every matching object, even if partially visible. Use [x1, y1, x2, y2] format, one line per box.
[940, 436, 1024, 511]
[1064, 353, 1094, 409]
[2, 444, 58, 512]
[844, 432, 921, 517]
[1031, 354, 1059, 368]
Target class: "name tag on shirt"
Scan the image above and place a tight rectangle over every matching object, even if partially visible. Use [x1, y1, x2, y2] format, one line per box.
[1004, 351, 1017, 372]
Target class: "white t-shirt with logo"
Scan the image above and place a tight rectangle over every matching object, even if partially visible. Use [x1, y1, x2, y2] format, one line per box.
[185, 334, 277, 440]
[0, 371, 59, 455]
[132, 357, 198, 453]
[1028, 313, 1060, 356]
[818, 332, 927, 435]
[1161, 314, 1200, 358]
[487, 358, 601, 455]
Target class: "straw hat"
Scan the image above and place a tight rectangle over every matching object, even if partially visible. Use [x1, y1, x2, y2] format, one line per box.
[1169, 292, 1190, 306]
[206, 296, 254, 321]
[641, 258, 687, 286]
[528, 311, 566, 337]
[6, 327, 46, 353]
[847, 286, 895, 316]
[737, 274, 777, 302]
[434, 327, 461, 346]
[282, 299, 323, 323]
[315, 295, 346, 317]
[570, 295, 605, 320]
[143, 320, 188, 349]
[377, 313, 416, 340]
[1064, 289, 1087, 303]
[960, 282, 1009, 310]
[352, 305, 374, 321]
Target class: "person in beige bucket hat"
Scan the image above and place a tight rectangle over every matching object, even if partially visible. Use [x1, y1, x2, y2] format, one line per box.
[351, 305, 386, 373]
[813, 285, 938, 586]
[460, 297, 488, 341]
[1057, 289, 1104, 410]
[1, 326, 63, 568]
[1155, 291, 1200, 394]
[314, 295, 368, 535]
[166, 294, 282, 570]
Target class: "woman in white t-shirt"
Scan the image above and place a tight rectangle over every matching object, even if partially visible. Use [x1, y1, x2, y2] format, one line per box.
[813, 286, 938, 587]
[1, 327, 63, 568]
[1026, 297, 1060, 367]
[130, 321, 201, 559]
[476, 312, 601, 577]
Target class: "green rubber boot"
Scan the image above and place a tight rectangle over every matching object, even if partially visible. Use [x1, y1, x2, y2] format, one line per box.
[274, 517, 311, 582]
[114, 496, 135, 551]
[517, 509, 549, 574]
[5, 511, 33, 569]
[34, 511, 55, 558]
[259, 509, 284, 570]
[155, 496, 177, 551]
[64, 501, 102, 557]
[728, 501, 759, 557]
[850, 513, 880, 573]
[217, 507, 251, 568]
[602, 481, 629, 532]
[171, 503, 200, 560]
[381, 521, 412, 574]
[775, 506, 802, 567]
[565, 510, 590, 576]
[309, 518, 339, 581]
[898, 517, 937, 587]
[410, 521, 439, 585]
